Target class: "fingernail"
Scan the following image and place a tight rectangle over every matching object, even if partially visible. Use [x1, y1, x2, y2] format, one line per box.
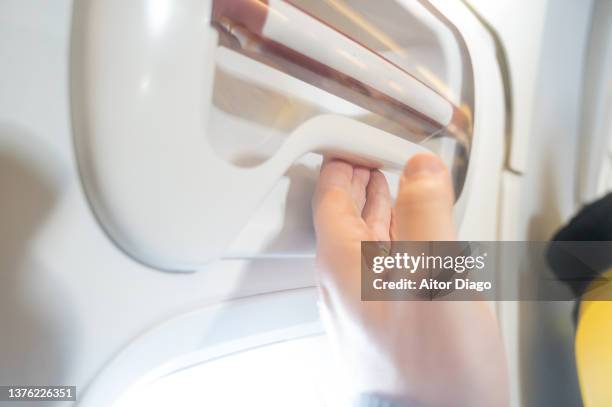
[403, 153, 446, 178]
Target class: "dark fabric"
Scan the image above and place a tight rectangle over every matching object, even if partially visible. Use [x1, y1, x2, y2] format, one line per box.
[547, 192, 612, 297]
[552, 192, 612, 241]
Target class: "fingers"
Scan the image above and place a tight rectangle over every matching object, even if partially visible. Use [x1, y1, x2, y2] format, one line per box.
[313, 157, 395, 245]
[351, 167, 371, 214]
[312, 158, 363, 242]
[394, 153, 456, 241]
[315, 158, 354, 196]
[362, 170, 392, 240]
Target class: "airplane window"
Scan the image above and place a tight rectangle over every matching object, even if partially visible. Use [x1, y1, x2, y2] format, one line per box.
[113, 334, 341, 407]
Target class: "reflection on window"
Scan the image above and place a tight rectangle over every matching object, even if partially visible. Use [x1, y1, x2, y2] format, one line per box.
[113, 335, 339, 407]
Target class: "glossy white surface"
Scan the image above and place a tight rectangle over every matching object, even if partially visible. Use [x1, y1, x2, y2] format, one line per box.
[0, 5, 316, 401]
[0, 0, 507, 406]
[114, 334, 331, 407]
[80, 288, 323, 407]
[72, 0, 434, 270]
[467, 0, 549, 174]
[264, 0, 454, 126]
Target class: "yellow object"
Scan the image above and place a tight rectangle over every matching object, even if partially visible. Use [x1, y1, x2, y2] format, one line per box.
[575, 268, 612, 407]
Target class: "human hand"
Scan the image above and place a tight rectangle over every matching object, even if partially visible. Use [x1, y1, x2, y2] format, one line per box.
[312, 153, 508, 407]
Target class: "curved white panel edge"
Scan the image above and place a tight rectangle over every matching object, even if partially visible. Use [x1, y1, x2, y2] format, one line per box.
[77, 288, 322, 407]
[428, 0, 505, 232]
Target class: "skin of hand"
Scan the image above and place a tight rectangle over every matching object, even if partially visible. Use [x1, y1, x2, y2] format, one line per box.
[312, 153, 509, 407]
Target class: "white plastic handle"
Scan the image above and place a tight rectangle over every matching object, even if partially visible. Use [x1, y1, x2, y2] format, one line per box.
[262, 0, 453, 126]
[71, 0, 433, 270]
[258, 114, 431, 178]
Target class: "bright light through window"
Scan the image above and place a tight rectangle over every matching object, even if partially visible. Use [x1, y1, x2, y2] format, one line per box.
[113, 335, 338, 407]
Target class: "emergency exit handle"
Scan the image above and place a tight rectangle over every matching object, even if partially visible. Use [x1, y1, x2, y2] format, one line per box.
[259, 114, 432, 178]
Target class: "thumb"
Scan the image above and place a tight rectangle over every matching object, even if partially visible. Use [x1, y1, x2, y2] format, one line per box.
[394, 153, 456, 241]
